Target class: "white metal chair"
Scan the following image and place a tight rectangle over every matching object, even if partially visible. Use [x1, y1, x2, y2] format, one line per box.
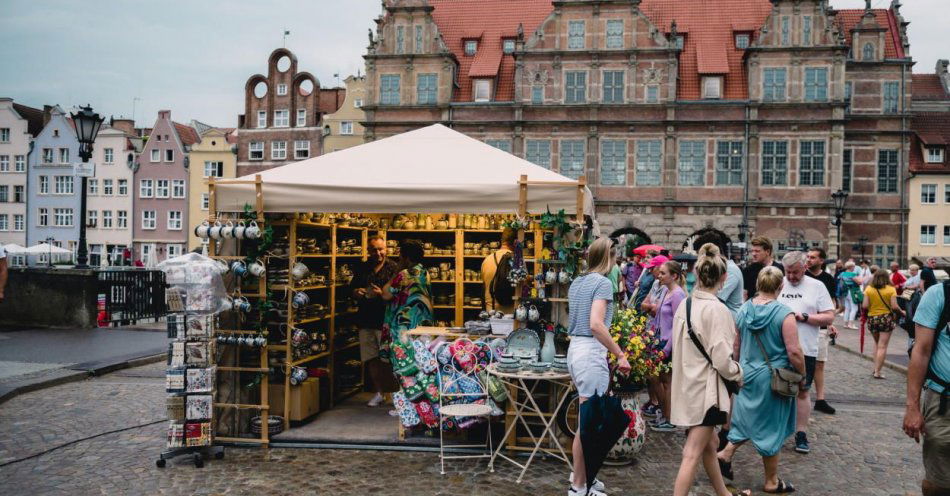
[437, 338, 494, 475]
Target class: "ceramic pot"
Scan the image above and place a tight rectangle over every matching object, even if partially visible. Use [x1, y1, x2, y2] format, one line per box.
[209, 220, 223, 240]
[248, 259, 266, 278]
[291, 262, 310, 281]
[231, 260, 248, 277]
[233, 221, 247, 239]
[292, 291, 310, 309]
[604, 391, 647, 465]
[515, 305, 528, 321]
[558, 269, 571, 285]
[194, 220, 211, 239]
[220, 220, 234, 239]
[528, 305, 540, 322]
[244, 221, 261, 240]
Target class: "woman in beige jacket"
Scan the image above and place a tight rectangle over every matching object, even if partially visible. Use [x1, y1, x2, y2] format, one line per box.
[671, 243, 746, 496]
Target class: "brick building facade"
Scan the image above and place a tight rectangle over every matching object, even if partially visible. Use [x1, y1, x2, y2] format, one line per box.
[235, 48, 346, 176]
[363, 0, 916, 262]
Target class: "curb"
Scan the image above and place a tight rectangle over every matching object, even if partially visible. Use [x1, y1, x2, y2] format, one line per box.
[0, 353, 165, 405]
[832, 342, 909, 375]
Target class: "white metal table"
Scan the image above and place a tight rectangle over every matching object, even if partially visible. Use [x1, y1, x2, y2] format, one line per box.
[487, 363, 574, 483]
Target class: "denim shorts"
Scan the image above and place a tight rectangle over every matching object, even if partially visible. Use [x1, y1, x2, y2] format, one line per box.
[567, 336, 609, 398]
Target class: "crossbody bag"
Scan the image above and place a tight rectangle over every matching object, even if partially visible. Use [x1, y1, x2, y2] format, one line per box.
[685, 298, 741, 396]
[751, 330, 804, 398]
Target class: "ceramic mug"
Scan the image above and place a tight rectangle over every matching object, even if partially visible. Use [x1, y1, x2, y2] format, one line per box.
[194, 220, 211, 239]
[235, 296, 252, 313]
[220, 296, 235, 311]
[232, 221, 247, 240]
[220, 220, 235, 239]
[292, 291, 310, 309]
[244, 221, 261, 240]
[208, 220, 223, 240]
[231, 260, 248, 277]
[528, 305, 540, 322]
[291, 261, 309, 281]
[248, 259, 266, 278]
[545, 268, 557, 284]
[515, 305, 528, 321]
[558, 270, 571, 285]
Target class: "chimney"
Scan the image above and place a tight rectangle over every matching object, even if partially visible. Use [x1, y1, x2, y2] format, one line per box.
[111, 118, 136, 135]
[42, 105, 53, 127]
[158, 109, 171, 120]
[937, 59, 950, 95]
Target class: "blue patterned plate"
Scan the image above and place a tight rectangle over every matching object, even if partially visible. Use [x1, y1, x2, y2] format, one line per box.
[506, 328, 540, 360]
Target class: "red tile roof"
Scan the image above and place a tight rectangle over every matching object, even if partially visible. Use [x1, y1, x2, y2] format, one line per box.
[173, 122, 200, 146]
[640, 0, 774, 100]
[910, 112, 950, 172]
[912, 74, 950, 101]
[429, 0, 551, 102]
[835, 9, 903, 59]
[12, 102, 45, 136]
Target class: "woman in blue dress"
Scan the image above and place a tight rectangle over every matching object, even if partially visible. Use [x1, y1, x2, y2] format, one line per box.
[717, 266, 805, 494]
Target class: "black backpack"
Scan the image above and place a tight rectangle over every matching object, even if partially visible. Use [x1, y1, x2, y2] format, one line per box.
[489, 251, 515, 308]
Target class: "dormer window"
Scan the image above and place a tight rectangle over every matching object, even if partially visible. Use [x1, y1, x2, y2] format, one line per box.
[703, 77, 722, 99]
[464, 40, 478, 56]
[926, 147, 945, 163]
[503, 39, 515, 55]
[674, 35, 685, 50]
[735, 34, 750, 49]
[473, 79, 492, 102]
[862, 42, 875, 61]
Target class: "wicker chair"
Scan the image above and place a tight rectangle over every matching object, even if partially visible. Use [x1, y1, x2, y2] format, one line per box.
[438, 339, 494, 475]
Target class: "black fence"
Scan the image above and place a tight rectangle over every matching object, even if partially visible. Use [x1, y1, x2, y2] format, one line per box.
[97, 269, 166, 327]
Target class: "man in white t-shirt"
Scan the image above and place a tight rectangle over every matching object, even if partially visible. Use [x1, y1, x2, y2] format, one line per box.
[778, 251, 835, 455]
[0, 243, 7, 302]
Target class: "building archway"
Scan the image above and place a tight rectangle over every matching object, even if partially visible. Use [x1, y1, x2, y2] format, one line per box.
[609, 227, 652, 256]
[682, 227, 732, 254]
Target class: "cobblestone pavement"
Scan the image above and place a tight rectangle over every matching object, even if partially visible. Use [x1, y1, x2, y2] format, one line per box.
[0, 346, 923, 495]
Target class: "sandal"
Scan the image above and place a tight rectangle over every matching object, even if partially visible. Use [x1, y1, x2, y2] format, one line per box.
[718, 458, 734, 480]
[872, 373, 886, 380]
[728, 489, 752, 496]
[764, 479, 796, 493]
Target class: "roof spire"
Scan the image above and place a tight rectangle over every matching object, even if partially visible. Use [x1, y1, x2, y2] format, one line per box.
[865, 0, 871, 12]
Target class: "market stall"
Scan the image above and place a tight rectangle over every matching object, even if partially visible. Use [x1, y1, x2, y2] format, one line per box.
[201, 124, 593, 448]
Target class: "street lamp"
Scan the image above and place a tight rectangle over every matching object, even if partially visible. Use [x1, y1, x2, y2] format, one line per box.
[737, 221, 750, 262]
[852, 235, 869, 263]
[831, 189, 849, 260]
[70, 105, 104, 269]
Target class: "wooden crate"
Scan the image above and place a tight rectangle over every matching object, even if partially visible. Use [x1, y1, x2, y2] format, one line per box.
[269, 378, 320, 422]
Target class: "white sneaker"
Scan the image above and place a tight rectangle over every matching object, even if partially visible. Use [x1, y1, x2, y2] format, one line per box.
[569, 473, 606, 493]
[568, 485, 606, 496]
[367, 393, 384, 407]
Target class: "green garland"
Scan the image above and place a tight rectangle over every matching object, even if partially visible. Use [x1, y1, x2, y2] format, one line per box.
[539, 208, 589, 276]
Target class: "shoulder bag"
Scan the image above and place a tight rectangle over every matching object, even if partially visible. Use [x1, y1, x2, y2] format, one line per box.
[751, 328, 803, 398]
[685, 298, 741, 396]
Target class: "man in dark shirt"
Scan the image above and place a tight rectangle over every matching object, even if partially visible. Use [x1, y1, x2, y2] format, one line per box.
[349, 235, 399, 407]
[806, 247, 838, 415]
[922, 257, 939, 289]
[742, 236, 785, 299]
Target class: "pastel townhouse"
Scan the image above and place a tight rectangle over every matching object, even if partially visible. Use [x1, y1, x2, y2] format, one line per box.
[133, 110, 198, 266]
[0, 98, 44, 255]
[86, 119, 142, 266]
[187, 127, 236, 251]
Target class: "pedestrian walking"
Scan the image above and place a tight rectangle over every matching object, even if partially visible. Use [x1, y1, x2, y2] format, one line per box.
[921, 257, 939, 290]
[670, 243, 745, 496]
[891, 261, 907, 295]
[718, 266, 804, 493]
[863, 269, 905, 379]
[742, 236, 784, 300]
[839, 261, 864, 329]
[905, 264, 923, 294]
[640, 255, 670, 420]
[858, 260, 873, 292]
[806, 248, 838, 415]
[647, 260, 687, 433]
[777, 251, 836, 454]
[566, 236, 631, 496]
[903, 279, 950, 496]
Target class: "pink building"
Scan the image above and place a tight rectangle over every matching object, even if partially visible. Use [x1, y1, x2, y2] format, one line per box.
[132, 110, 198, 266]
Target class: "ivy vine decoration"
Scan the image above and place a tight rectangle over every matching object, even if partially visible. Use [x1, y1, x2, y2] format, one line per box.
[502, 214, 532, 231]
[539, 208, 589, 277]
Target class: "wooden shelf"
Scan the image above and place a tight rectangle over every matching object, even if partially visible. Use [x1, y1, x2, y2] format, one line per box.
[296, 221, 333, 229]
[335, 253, 366, 257]
[432, 305, 456, 309]
[462, 280, 483, 284]
[430, 280, 456, 283]
[296, 254, 331, 258]
[217, 366, 270, 372]
[336, 341, 360, 351]
[295, 315, 331, 325]
[289, 352, 330, 366]
[384, 229, 455, 233]
[423, 254, 456, 258]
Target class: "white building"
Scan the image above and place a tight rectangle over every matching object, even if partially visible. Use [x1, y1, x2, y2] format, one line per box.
[0, 98, 44, 250]
[86, 119, 142, 266]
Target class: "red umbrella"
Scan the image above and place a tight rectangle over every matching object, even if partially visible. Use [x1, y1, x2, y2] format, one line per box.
[633, 244, 665, 256]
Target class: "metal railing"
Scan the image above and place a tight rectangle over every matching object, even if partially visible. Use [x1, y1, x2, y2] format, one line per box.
[97, 269, 166, 327]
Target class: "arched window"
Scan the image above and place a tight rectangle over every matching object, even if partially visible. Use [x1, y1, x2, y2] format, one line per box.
[862, 42, 875, 61]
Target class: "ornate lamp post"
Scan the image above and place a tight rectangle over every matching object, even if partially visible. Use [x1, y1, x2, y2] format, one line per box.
[737, 221, 750, 262]
[70, 105, 105, 269]
[831, 189, 849, 260]
[852, 235, 870, 263]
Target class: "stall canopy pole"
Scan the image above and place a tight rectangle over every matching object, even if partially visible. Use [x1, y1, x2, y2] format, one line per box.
[575, 176, 585, 224]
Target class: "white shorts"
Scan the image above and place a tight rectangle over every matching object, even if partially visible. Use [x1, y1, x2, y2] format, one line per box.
[817, 327, 830, 362]
[567, 336, 609, 398]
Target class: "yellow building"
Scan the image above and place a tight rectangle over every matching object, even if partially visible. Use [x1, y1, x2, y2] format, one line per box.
[321, 75, 366, 153]
[188, 128, 236, 250]
[907, 112, 950, 263]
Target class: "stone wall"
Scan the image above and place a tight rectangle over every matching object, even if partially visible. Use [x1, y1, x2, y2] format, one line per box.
[0, 268, 98, 329]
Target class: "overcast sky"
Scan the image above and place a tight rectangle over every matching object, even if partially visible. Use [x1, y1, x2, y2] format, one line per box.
[0, 0, 944, 127]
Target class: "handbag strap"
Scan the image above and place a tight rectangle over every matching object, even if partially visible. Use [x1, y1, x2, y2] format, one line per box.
[685, 297, 714, 367]
[875, 287, 894, 313]
[752, 332, 775, 374]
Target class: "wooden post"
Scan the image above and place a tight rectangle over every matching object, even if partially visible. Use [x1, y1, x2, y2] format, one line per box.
[208, 178, 217, 256]
[575, 176, 585, 224]
[255, 176, 269, 446]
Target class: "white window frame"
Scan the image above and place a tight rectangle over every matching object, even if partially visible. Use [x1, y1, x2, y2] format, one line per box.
[703, 77, 722, 99]
[921, 225, 936, 245]
[503, 39, 515, 54]
[167, 211, 183, 230]
[39, 175, 49, 194]
[735, 34, 750, 49]
[142, 210, 157, 230]
[59, 148, 69, 164]
[473, 79, 492, 102]
[201, 194, 209, 211]
[0, 214, 7, 231]
[139, 179, 153, 198]
[926, 147, 945, 163]
[568, 20, 585, 49]
[37, 207, 48, 227]
[54, 175, 74, 195]
[277, 83, 287, 96]
[87, 209, 97, 228]
[249, 141, 264, 160]
[172, 180, 185, 199]
[606, 19, 624, 49]
[646, 85, 659, 103]
[204, 161, 222, 178]
[294, 140, 310, 159]
[13, 214, 23, 231]
[340, 122, 353, 135]
[167, 244, 184, 258]
[150, 149, 159, 162]
[464, 40, 477, 56]
[42, 148, 53, 164]
[0, 155, 9, 172]
[53, 208, 73, 227]
[273, 110, 289, 128]
[0, 128, 8, 142]
[102, 179, 114, 196]
[14, 155, 25, 172]
[354, 99, 363, 108]
[921, 184, 937, 204]
[155, 179, 170, 199]
[257, 110, 266, 128]
[88, 178, 98, 195]
[116, 210, 127, 229]
[296, 109, 306, 127]
[104, 148, 114, 164]
[271, 141, 287, 160]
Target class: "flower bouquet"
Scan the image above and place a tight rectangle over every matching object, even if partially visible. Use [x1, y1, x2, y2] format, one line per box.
[608, 308, 670, 392]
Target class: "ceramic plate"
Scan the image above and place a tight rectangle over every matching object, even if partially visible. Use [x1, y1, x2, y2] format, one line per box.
[506, 328, 540, 360]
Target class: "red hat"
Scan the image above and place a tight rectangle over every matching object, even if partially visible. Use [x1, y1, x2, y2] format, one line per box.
[645, 255, 670, 269]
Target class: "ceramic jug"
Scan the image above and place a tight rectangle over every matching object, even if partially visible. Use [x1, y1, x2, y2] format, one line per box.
[515, 305, 528, 321]
[244, 221, 261, 240]
[232, 221, 247, 239]
[545, 268, 557, 284]
[540, 329, 556, 364]
[291, 262, 309, 280]
[194, 220, 211, 239]
[528, 305, 540, 322]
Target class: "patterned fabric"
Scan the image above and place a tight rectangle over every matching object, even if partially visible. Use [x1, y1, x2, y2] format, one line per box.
[381, 264, 434, 351]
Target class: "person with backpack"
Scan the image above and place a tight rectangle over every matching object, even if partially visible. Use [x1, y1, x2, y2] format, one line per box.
[480, 227, 516, 314]
[903, 278, 950, 496]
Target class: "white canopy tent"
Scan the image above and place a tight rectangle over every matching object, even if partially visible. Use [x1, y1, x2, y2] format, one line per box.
[24, 243, 73, 255]
[2, 243, 26, 254]
[213, 124, 594, 216]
